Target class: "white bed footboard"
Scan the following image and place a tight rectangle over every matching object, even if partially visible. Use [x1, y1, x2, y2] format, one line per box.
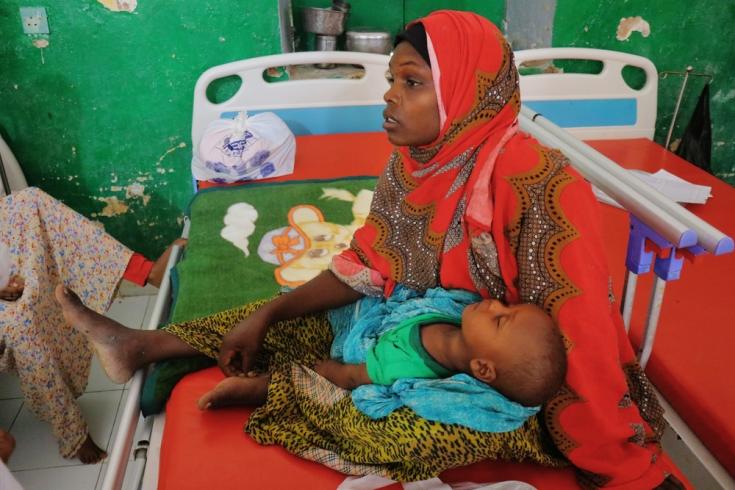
[515, 47, 657, 140]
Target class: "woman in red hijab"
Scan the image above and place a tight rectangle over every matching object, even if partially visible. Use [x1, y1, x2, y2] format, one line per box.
[57, 9, 679, 489]
[327, 12, 673, 488]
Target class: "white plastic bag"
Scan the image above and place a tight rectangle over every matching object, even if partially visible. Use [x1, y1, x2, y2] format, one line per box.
[192, 111, 296, 183]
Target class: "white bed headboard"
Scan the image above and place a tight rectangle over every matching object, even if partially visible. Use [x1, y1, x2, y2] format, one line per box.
[191, 51, 391, 146]
[191, 47, 658, 148]
[514, 48, 658, 140]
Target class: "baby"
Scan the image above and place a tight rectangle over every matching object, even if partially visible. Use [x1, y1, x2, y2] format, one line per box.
[315, 298, 567, 407]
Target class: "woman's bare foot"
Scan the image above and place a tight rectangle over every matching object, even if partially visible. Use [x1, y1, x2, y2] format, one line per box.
[147, 238, 187, 288]
[313, 359, 371, 390]
[74, 434, 107, 464]
[198, 374, 270, 410]
[0, 275, 24, 301]
[55, 285, 138, 384]
[0, 429, 15, 463]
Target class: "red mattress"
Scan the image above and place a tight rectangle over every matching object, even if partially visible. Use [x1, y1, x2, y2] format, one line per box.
[160, 367, 689, 490]
[159, 134, 733, 488]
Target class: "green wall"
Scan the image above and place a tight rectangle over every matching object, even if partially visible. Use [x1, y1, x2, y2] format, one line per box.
[1, 1, 732, 257]
[0, 1, 280, 257]
[553, 0, 735, 184]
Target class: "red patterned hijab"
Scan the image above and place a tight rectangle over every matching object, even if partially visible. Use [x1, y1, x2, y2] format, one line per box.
[340, 10, 521, 297]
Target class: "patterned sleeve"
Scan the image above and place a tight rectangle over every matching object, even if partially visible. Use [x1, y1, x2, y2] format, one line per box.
[329, 249, 386, 297]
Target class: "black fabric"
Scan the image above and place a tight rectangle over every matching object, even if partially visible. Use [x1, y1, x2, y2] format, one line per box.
[676, 84, 712, 172]
[395, 22, 430, 67]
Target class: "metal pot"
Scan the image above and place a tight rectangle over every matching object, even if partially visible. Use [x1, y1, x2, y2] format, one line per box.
[302, 7, 347, 36]
[345, 30, 392, 55]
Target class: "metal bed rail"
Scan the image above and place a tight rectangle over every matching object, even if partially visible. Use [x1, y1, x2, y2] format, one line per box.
[101, 218, 190, 490]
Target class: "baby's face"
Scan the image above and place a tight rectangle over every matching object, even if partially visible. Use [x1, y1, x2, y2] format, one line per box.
[461, 299, 553, 365]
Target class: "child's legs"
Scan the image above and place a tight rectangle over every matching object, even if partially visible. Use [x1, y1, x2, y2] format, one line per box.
[198, 373, 270, 410]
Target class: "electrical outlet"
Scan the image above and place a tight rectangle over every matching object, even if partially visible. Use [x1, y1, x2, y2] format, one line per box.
[20, 7, 49, 35]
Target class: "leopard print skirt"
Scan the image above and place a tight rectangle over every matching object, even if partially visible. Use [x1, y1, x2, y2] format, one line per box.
[163, 300, 567, 481]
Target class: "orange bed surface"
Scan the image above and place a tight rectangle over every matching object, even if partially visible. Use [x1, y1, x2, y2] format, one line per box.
[160, 367, 688, 490]
[158, 133, 732, 487]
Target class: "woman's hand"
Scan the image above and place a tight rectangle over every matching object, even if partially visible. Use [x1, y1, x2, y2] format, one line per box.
[217, 270, 364, 377]
[0, 275, 24, 301]
[218, 308, 271, 377]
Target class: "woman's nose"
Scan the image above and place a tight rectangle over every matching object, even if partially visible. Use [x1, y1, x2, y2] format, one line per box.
[383, 85, 398, 104]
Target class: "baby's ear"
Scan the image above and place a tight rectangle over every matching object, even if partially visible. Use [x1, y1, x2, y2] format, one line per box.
[469, 358, 497, 384]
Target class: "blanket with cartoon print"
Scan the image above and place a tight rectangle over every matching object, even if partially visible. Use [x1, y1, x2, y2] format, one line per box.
[141, 177, 377, 414]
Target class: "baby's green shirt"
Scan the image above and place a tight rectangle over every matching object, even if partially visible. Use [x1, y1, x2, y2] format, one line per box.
[365, 312, 458, 385]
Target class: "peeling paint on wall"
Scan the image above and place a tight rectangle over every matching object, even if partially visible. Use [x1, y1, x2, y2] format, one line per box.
[616, 16, 650, 41]
[31, 38, 49, 64]
[125, 182, 151, 205]
[712, 89, 735, 103]
[98, 0, 138, 12]
[156, 141, 187, 166]
[100, 181, 152, 206]
[97, 196, 129, 217]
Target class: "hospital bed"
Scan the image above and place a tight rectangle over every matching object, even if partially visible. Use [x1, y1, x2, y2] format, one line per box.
[102, 49, 734, 489]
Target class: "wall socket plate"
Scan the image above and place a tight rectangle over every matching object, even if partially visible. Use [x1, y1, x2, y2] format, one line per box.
[20, 7, 49, 35]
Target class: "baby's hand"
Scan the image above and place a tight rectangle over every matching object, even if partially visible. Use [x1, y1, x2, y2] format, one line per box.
[0, 275, 24, 301]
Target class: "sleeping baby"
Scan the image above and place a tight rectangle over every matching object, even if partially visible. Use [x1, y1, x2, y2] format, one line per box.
[315, 298, 567, 408]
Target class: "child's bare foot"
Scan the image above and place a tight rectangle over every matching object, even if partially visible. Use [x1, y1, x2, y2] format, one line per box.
[147, 238, 187, 288]
[74, 434, 107, 464]
[0, 275, 24, 301]
[0, 429, 15, 463]
[313, 360, 371, 390]
[55, 285, 138, 384]
[198, 374, 270, 410]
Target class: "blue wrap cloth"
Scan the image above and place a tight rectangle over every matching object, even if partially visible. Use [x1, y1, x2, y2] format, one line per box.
[327, 286, 540, 433]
